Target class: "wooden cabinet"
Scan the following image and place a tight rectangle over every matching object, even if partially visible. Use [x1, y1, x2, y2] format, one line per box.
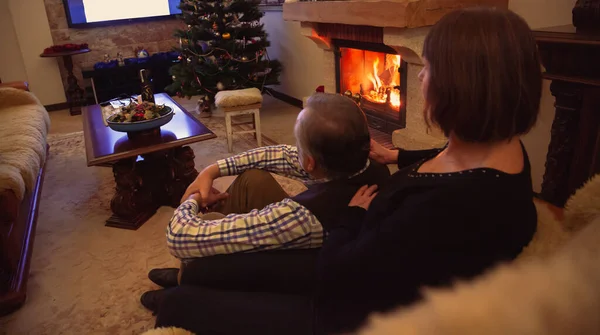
[533, 25, 600, 206]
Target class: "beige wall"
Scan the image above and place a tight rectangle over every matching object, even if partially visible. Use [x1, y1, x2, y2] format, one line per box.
[0, 0, 27, 83]
[509, 0, 575, 29]
[510, 0, 575, 191]
[262, 11, 324, 100]
[7, 0, 66, 105]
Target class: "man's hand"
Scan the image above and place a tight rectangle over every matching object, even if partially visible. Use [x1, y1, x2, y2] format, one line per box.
[187, 187, 229, 208]
[181, 164, 221, 206]
[348, 185, 378, 210]
[369, 139, 398, 165]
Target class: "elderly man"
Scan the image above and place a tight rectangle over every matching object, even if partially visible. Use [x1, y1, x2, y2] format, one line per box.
[140, 93, 389, 310]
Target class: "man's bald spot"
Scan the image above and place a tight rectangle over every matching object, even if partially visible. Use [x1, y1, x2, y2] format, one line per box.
[296, 106, 345, 144]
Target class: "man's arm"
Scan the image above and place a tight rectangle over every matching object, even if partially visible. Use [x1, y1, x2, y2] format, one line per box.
[182, 145, 312, 204]
[217, 145, 313, 182]
[166, 198, 324, 259]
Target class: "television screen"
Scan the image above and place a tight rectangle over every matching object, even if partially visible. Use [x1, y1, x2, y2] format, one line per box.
[63, 0, 182, 27]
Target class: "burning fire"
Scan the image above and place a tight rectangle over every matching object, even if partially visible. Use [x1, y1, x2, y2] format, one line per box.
[365, 55, 401, 108]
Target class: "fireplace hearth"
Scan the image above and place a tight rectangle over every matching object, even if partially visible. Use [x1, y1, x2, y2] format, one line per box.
[335, 40, 407, 134]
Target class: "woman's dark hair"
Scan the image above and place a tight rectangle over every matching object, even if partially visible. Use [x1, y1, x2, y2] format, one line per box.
[422, 7, 542, 142]
[298, 93, 370, 179]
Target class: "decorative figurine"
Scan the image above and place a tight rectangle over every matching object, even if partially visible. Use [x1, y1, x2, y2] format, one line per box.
[136, 48, 149, 58]
[117, 52, 124, 66]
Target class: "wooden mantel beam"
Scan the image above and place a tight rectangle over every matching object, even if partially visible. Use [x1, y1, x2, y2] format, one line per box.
[283, 0, 509, 28]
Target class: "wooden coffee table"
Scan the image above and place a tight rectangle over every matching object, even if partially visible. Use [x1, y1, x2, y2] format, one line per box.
[82, 93, 216, 230]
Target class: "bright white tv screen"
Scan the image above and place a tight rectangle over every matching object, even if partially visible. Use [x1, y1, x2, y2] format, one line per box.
[64, 0, 181, 27]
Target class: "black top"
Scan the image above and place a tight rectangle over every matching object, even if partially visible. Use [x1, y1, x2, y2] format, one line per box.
[316, 146, 537, 333]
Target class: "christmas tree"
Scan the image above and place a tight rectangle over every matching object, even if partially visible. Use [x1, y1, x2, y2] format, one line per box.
[167, 0, 282, 103]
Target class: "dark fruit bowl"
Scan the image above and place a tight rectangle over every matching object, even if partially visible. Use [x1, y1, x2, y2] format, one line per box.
[107, 106, 173, 133]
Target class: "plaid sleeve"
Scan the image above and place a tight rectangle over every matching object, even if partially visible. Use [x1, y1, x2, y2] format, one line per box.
[166, 198, 325, 259]
[216, 145, 314, 182]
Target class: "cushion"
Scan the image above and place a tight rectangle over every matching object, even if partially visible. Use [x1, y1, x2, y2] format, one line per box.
[0, 88, 41, 110]
[214, 88, 263, 108]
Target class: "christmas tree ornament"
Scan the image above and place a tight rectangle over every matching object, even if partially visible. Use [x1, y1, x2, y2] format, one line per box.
[172, 75, 177, 81]
[197, 96, 212, 118]
[241, 56, 248, 61]
[212, 22, 218, 29]
[222, 33, 231, 39]
[217, 82, 224, 90]
[197, 41, 209, 53]
[215, 32, 221, 37]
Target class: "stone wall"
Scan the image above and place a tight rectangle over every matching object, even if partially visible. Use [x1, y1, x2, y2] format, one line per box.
[44, 0, 184, 92]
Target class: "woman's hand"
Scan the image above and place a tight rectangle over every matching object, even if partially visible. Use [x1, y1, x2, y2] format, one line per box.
[369, 139, 398, 165]
[348, 185, 378, 210]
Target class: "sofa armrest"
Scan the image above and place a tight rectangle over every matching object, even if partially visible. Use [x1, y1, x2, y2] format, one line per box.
[0, 82, 29, 91]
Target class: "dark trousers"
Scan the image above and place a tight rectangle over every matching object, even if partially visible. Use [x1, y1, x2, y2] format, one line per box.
[155, 286, 315, 335]
[156, 170, 319, 334]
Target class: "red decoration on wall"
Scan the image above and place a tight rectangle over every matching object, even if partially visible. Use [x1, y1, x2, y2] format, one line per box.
[43, 43, 89, 54]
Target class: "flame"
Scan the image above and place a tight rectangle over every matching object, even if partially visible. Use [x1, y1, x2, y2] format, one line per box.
[363, 55, 402, 109]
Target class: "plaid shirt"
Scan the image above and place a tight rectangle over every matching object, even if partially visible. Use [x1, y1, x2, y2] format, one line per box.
[167, 145, 326, 260]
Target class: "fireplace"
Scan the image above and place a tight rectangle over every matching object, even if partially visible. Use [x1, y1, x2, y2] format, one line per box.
[283, 0, 508, 147]
[335, 40, 407, 133]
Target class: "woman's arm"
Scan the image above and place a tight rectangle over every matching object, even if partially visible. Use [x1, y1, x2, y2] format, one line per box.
[369, 139, 444, 169]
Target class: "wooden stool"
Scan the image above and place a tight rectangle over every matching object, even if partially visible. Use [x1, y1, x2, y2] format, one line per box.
[223, 103, 262, 153]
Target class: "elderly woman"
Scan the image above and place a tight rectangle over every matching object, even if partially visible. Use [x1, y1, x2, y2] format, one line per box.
[154, 7, 542, 335]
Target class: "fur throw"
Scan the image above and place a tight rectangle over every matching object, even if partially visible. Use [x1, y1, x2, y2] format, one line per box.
[214, 88, 263, 108]
[564, 173, 600, 233]
[0, 88, 50, 200]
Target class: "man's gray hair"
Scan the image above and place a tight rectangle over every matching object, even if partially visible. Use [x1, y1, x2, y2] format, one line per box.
[297, 93, 371, 179]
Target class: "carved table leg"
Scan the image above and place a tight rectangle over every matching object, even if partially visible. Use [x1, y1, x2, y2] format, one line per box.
[165, 146, 199, 207]
[106, 158, 157, 230]
[62, 55, 85, 116]
[540, 81, 583, 207]
[105, 146, 198, 230]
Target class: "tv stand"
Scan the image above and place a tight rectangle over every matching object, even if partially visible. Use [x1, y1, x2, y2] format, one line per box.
[82, 56, 179, 104]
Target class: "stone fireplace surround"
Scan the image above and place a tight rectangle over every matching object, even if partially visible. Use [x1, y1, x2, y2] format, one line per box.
[283, 0, 508, 148]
